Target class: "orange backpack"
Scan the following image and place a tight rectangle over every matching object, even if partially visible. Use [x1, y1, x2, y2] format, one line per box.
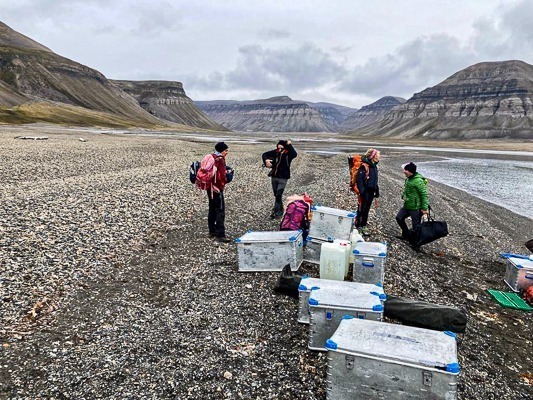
[348, 154, 369, 195]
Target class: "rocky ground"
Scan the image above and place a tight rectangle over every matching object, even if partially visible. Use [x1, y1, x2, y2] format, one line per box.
[0, 127, 532, 399]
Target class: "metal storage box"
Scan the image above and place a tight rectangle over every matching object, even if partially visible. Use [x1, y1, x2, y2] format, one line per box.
[298, 277, 385, 325]
[235, 230, 303, 272]
[504, 256, 533, 292]
[304, 236, 331, 265]
[309, 206, 356, 241]
[308, 283, 385, 351]
[352, 241, 387, 285]
[325, 318, 460, 400]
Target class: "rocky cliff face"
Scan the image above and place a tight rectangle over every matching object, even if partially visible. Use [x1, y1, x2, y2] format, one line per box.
[196, 96, 339, 132]
[353, 60, 533, 139]
[111, 80, 228, 131]
[340, 96, 405, 132]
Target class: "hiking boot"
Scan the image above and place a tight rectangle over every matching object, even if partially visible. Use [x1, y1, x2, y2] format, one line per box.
[411, 244, 421, 252]
[215, 236, 232, 243]
[395, 234, 409, 241]
[208, 232, 216, 238]
[274, 210, 284, 218]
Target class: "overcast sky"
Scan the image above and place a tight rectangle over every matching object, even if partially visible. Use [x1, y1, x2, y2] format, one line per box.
[2, 0, 533, 108]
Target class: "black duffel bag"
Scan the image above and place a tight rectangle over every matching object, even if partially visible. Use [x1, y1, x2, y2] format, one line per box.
[409, 205, 448, 247]
[525, 238, 533, 253]
[273, 264, 302, 298]
[384, 295, 467, 333]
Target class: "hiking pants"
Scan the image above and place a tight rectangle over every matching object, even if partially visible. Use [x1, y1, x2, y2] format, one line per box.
[396, 207, 422, 237]
[207, 191, 225, 237]
[271, 177, 288, 212]
[356, 191, 375, 228]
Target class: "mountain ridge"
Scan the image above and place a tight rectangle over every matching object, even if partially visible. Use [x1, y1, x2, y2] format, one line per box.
[350, 60, 533, 139]
[0, 21, 224, 131]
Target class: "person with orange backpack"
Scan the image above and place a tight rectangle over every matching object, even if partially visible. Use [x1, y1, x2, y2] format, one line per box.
[349, 148, 380, 236]
[196, 142, 232, 242]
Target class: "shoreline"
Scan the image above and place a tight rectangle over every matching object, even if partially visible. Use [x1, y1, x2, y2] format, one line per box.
[0, 129, 531, 399]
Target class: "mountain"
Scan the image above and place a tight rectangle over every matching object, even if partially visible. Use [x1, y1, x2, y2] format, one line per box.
[111, 80, 229, 131]
[351, 60, 533, 139]
[195, 96, 348, 132]
[0, 21, 223, 130]
[0, 21, 52, 53]
[339, 96, 405, 132]
[304, 101, 357, 131]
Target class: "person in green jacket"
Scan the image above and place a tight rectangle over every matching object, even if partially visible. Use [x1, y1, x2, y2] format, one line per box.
[396, 162, 428, 242]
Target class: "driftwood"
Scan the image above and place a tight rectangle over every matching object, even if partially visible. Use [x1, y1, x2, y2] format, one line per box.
[15, 136, 49, 140]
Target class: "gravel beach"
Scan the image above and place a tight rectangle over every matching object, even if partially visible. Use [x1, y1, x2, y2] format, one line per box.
[0, 127, 532, 399]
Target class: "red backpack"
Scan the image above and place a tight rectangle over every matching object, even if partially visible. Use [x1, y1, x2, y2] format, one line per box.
[280, 200, 311, 235]
[195, 154, 217, 191]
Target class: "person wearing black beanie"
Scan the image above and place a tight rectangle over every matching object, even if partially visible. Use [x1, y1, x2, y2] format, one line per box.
[203, 142, 231, 242]
[403, 162, 417, 174]
[215, 142, 228, 153]
[396, 162, 428, 249]
[262, 139, 298, 218]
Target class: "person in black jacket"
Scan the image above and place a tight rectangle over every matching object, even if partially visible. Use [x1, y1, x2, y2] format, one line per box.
[262, 140, 298, 218]
[355, 148, 380, 236]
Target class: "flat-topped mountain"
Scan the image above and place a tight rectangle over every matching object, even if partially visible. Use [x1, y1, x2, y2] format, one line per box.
[195, 96, 355, 132]
[304, 101, 357, 131]
[111, 80, 228, 131]
[352, 60, 533, 139]
[0, 21, 223, 130]
[340, 96, 405, 131]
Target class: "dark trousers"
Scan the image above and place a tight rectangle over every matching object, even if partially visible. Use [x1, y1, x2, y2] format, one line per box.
[207, 191, 225, 237]
[396, 207, 422, 237]
[356, 192, 375, 228]
[271, 177, 288, 212]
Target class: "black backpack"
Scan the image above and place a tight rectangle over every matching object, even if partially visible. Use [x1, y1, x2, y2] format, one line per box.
[189, 161, 200, 184]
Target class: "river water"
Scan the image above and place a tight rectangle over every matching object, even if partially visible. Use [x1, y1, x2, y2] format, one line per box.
[416, 158, 533, 219]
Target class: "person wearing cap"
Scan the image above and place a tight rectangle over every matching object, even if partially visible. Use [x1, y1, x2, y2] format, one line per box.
[262, 139, 298, 218]
[207, 142, 231, 243]
[396, 162, 428, 244]
[355, 148, 380, 237]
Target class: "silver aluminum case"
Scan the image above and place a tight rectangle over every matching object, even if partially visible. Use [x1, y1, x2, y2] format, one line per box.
[304, 236, 331, 265]
[326, 318, 460, 400]
[308, 284, 385, 351]
[298, 277, 385, 325]
[235, 230, 303, 272]
[504, 256, 533, 292]
[352, 241, 387, 285]
[309, 206, 356, 241]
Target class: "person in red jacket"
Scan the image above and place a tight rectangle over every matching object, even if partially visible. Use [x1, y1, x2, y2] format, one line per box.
[208, 142, 231, 242]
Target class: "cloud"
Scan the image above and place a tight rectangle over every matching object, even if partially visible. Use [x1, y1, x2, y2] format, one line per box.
[187, 43, 346, 93]
[338, 34, 475, 98]
[337, 0, 533, 100]
[471, 0, 533, 60]
[258, 29, 292, 40]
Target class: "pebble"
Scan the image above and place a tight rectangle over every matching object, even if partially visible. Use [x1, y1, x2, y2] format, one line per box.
[0, 128, 531, 399]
